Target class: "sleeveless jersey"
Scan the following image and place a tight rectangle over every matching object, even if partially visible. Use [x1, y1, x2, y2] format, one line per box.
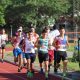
[38, 37, 49, 53]
[55, 35, 67, 51]
[25, 38, 35, 53]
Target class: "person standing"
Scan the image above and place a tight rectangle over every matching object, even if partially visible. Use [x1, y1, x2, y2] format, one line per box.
[1, 29, 8, 62]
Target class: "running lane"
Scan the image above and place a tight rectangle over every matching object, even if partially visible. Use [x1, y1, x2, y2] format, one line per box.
[0, 61, 61, 80]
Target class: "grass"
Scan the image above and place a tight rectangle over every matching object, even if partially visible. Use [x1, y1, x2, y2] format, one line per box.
[67, 62, 80, 71]
[6, 43, 13, 47]
[67, 45, 74, 52]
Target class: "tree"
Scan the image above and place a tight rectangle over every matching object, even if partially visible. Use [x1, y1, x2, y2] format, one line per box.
[1, 0, 71, 31]
[0, 0, 12, 25]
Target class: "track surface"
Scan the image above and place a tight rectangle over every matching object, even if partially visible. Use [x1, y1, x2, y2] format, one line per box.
[0, 61, 62, 80]
[0, 47, 62, 80]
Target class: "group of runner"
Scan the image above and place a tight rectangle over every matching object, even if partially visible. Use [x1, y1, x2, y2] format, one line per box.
[11, 24, 69, 80]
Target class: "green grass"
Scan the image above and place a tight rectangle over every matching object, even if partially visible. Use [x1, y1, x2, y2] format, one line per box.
[6, 52, 13, 56]
[67, 62, 80, 71]
[67, 45, 74, 52]
[6, 43, 12, 47]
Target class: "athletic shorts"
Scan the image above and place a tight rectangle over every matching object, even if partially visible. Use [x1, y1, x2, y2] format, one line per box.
[48, 50, 54, 62]
[25, 53, 36, 63]
[38, 52, 49, 63]
[13, 48, 22, 57]
[1, 44, 6, 49]
[54, 51, 67, 63]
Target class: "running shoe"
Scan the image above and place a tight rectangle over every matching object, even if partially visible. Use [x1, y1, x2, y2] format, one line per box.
[27, 71, 33, 78]
[45, 72, 48, 80]
[54, 68, 58, 73]
[39, 68, 44, 74]
[63, 72, 67, 77]
[18, 67, 22, 72]
[1, 59, 4, 63]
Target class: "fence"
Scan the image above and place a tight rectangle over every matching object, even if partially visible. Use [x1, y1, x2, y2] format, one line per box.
[66, 32, 80, 45]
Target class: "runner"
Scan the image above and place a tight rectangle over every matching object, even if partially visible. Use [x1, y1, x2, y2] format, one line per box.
[17, 27, 27, 66]
[24, 30, 36, 78]
[37, 29, 49, 80]
[12, 30, 23, 72]
[30, 26, 39, 43]
[1, 29, 8, 62]
[53, 25, 69, 76]
[44, 27, 54, 72]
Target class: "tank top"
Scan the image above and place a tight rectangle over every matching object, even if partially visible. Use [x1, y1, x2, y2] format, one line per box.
[38, 37, 49, 53]
[13, 36, 22, 49]
[55, 35, 67, 51]
[1, 34, 7, 45]
[25, 38, 35, 53]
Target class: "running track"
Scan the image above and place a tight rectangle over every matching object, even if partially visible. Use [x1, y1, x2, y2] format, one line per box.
[0, 47, 62, 80]
[0, 61, 62, 80]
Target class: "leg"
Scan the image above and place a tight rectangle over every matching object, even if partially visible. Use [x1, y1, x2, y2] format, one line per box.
[18, 54, 23, 72]
[38, 53, 44, 73]
[62, 51, 68, 76]
[63, 60, 68, 73]
[48, 50, 54, 72]
[1, 48, 5, 62]
[44, 53, 49, 80]
[30, 54, 36, 72]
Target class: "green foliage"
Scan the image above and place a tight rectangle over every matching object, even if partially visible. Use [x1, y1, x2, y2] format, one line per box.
[0, 0, 12, 25]
[0, 0, 71, 30]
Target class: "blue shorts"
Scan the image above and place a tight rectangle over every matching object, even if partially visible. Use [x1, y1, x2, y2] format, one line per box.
[13, 48, 22, 57]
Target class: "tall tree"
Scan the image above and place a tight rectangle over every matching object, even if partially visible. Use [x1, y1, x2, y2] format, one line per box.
[1, 0, 71, 30]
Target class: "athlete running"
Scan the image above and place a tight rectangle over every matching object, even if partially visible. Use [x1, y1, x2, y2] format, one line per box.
[12, 30, 23, 72]
[24, 30, 36, 78]
[0, 29, 8, 62]
[37, 29, 49, 80]
[53, 25, 69, 76]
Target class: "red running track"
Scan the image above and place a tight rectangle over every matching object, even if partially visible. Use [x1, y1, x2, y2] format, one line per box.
[0, 61, 62, 80]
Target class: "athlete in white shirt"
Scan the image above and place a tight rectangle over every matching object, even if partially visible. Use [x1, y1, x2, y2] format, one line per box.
[24, 30, 36, 77]
[1, 29, 8, 62]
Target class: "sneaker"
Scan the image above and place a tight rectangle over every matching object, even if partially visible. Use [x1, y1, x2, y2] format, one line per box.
[45, 72, 48, 79]
[27, 71, 33, 78]
[45, 78, 48, 80]
[54, 68, 58, 73]
[18, 68, 21, 72]
[23, 63, 27, 66]
[1, 59, 4, 63]
[63, 72, 67, 77]
[18, 67, 22, 72]
[48, 64, 52, 72]
[40, 68, 43, 74]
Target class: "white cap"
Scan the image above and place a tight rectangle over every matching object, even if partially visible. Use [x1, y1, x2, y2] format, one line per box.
[17, 29, 22, 32]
